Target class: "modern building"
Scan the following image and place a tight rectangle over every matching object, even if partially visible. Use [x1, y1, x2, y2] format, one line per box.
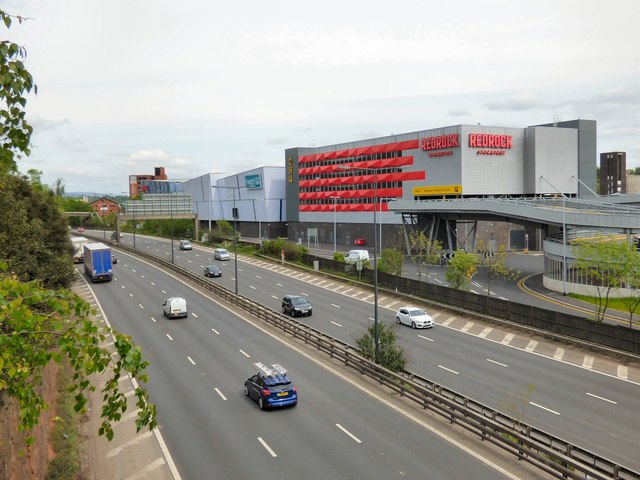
[128, 167, 169, 197]
[285, 119, 596, 251]
[181, 166, 287, 241]
[600, 151, 626, 195]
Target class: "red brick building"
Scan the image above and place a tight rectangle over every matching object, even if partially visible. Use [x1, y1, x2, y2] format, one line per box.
[90, 196, 120, 217]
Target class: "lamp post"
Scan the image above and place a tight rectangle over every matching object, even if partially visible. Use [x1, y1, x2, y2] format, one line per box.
[170, 193, 175, 263]
[337, 165, 379, 362]
[100, 206, 108, 239]
[212, 185, 239, 295]
[330, 196, 340, 254]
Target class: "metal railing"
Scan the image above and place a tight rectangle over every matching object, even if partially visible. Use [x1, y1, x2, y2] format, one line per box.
[94, 237, 639, 480]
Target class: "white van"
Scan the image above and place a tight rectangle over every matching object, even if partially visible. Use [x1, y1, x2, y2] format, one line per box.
[162, 297, 188, 319]
[345, 249, 370, 264]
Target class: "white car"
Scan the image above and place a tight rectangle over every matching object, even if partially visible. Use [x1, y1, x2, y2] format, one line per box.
[396, 306, 434, 329]
[162, 297, 188, 319]
[214, 248, 231, 260]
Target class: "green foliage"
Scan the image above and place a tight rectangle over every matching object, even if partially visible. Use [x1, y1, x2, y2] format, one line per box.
[137, 218, 193, 239]
[0, 10, 36, 173]
[409, 231, 443, 280]
[261, 238, 308, 262]
[214, 219, 234, 239]
[0, 264, 157, 441]
[445, 250, 478, 291]
[476, 241, 520, 296]
[355, 322, 407, 372]
[0, 172, 75, 288]
[379, 248, 404, 275]
[333, 252, 345, 262]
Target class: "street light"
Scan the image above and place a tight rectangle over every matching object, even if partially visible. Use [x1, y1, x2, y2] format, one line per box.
[212, 185, 239, 295]
[170, 193, 175, 263]
[337, 164, 379, 362]
[100, 206, 108, 239]
[330, 196, 340, 254]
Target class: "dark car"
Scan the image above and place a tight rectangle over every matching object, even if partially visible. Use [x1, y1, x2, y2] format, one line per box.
[244, 362, 298, 410]
[203, 265, 222, 278]
[354, 238, 366, 246]
[281, 295, 312, 317]
[112, 256, 118, 264]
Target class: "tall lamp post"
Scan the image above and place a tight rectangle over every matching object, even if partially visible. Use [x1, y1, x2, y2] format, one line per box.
[170, 193, 175, 263]
[100, 206, 108, 239]
[337, 165, 379, 362]
[212, 185, 239, 295]
[330, 196, 340, 254]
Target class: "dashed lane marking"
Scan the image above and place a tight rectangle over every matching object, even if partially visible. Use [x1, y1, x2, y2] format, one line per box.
[501, 333, 514, 345]
[478, 327, 492, 338]
[105, 430, 154, 459]
[553, 348, 565, 360]
[583, 356, 594, 369]
[525, 340, 538, 352]
[460, 321, 473, 332]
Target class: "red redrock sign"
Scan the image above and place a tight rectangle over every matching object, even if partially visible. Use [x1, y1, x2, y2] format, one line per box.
[421, 134, 459, 151]
[468, 133, 512, 149]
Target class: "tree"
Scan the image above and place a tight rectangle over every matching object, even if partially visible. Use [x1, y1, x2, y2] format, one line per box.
[445, 250, 478, 291]
[355, 322, 407, 372]
[0, 264, 157, 442]
[409, 231, 443, 281]
[0, 10, 35, 174]
[614, 241, 640, 327]
[573, 238, 631, 322]
[379, 248, 404, 275]
[476, 241, 520, 296]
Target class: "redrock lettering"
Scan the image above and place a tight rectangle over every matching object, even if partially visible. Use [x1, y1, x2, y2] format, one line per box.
[469, 133, 512, 149]
[421, 134, 459, 151]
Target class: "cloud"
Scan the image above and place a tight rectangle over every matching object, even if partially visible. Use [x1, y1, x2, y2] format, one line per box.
[52, 135, 89, 153]
[484, 94, 542, 112]
[265, 137, 288, 146]
[449, 109, 471, 117]
[29, 115, 71, 132]
[126, 149, 171, 164]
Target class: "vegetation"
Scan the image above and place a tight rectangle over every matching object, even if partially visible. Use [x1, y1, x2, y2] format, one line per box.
[0, 8, 156, 449]
[572, 237, 640, 322]
[409, 231, 443, 281]
[260, 238, 309, 262]
[378, 248, 404, 275]
[476, 241, 520, 296]
[445, 250, 478, 291]
[356, 322, 407, 371]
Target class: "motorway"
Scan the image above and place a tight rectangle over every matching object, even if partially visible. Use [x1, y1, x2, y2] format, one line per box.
[87, 232, 640, 476]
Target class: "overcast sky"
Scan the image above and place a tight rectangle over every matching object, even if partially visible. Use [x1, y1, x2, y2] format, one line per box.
[6, 0, 640, 194]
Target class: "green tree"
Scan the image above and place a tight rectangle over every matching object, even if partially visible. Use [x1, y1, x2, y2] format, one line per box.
[409, 231, 443, 281]
[355, 322, 407, 372]
[573, 238, 631, 322]
[0, 265, 157, 442]
[476, 241, 520, 296]
[615, 241, 640, 326]
[445, 250, 478, 291]
[0, 11, 35, 174]
[379, 248, 404, 275]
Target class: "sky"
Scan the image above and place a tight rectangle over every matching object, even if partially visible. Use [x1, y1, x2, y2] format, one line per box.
[4, 0, 640, 195]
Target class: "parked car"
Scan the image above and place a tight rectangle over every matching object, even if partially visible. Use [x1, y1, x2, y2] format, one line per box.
[396, 306, 434, 329]
[179, 240, 192, 250]
[162, 297, 188, 319]
[214, 248, 231, 260]
[244, 362, 298, 410]
[345, 249, 370, 264]
[203, 265, 222, 278]
[281, 295, 312, 317]
[354, 238, 366, 246]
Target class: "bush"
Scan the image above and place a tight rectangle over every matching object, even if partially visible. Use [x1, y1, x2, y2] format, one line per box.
[356, 322, 407, 371]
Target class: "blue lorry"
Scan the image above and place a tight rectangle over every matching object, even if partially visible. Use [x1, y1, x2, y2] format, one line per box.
[83, 242, 113, 282]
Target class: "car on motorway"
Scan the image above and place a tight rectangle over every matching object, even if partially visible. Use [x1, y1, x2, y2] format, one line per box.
[213, 248, 231, 260]
[179, 239, 192, 250]
[112, 255, 118, 264]
[203, 265, 222, 278]
[396, 306, 434, 329]
[77, 227, 85, 233]
[281, 295, 312, 317]
[244, 362, 298, 410]
[354, 238, 366, 246]
[162, 297, 188, 319]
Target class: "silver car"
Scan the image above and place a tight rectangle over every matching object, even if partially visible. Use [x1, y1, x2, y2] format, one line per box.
[213, 248, 231, 260]
[396, 307, 434, 329]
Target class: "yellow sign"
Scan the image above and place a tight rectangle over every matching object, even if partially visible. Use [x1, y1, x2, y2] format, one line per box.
[413, 185, 462, 196]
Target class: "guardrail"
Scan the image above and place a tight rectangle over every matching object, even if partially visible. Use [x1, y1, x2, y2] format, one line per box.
[96, 238, 639, 479]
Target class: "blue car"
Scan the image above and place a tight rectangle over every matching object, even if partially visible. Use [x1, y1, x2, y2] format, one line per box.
[244, 363, 298, 410]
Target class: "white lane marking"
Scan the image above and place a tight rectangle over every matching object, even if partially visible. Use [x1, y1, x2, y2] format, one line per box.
[324, 282, 335, 288]
[417, 335, 433, 342]
[123, 457, 165, 480]
[331, 304, 341, 309]
[583, 355, 594, 369]
[214, 388, 227, 401]
[105, 430, 153, 458]
[257, 437, 277, 457]
[501, 333, 514, 345]
[271, 295, 278, 299]
[122, 285, 126, 289]
[140, 275, 145, 279]
[139, 304, 144, 309]
[586, 392, 617, 404]
[211, 328, 220, 335]
[150, 282, 156, 286]
[553, 348, 565, 360]
[161, 290, 167, 294]
[132, 269, 137, 273]
[129, 293, 134, 297]
[342, 288, 353, 294]
[336, 424, 362, 444]
[486, 358, 508, 368]
[529, 402, 560, 415]
[187, 356, 196, 365]
[276, 283, 283, 287]
[441, 317, 455, 326]
[438, 365, 459, 375]
[239, 349, 250, 358]
[250, 285, 257, 290]
[301, 292, 309, 296]
[618, 365, 628, 380]
[498, 296, 508, 301]
[430, 312, 442, 320]
[434, 278, 443, 283]
[191, 312, 198, 318]
[330, 321, 343, 327]
[478, 327, 492, 338]
[255, 275, 262, 279]
[367, 316, 375, 322]
[166, 334, 173, 341]
[525, 340, 538, 352]
[461, 321, 473, 332]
